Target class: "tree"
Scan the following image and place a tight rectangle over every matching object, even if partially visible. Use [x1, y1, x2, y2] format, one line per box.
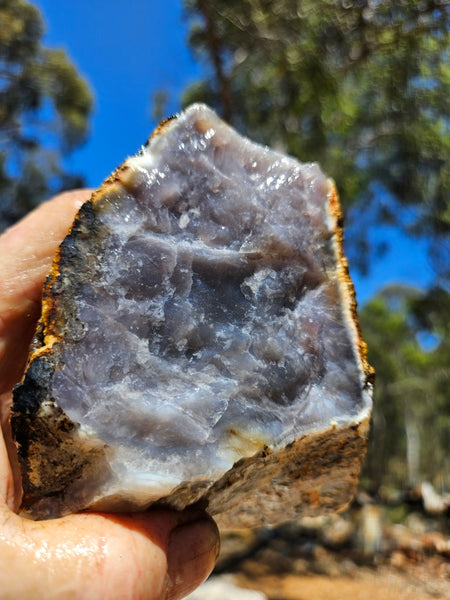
[180, 0, 450, 492]
[0, 0, 92, 231]
[182, 0, 449, 281]
[360, 285, 449, 491]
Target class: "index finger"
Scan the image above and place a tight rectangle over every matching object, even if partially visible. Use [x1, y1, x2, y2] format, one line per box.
[0, 189, 93, 395]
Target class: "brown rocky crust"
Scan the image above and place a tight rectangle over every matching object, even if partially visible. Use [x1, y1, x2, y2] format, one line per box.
[12, 104, 373, 524]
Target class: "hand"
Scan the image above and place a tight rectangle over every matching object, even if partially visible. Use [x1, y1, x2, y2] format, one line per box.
[0, 190, 219, 600]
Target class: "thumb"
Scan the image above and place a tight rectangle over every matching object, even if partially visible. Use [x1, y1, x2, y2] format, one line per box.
[0, 506, 220, 600]
[164, 512, 220, 599]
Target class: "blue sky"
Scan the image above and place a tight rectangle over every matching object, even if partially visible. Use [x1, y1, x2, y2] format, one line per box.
[35, 0, 434, 305]
[35, 0, 200, 185]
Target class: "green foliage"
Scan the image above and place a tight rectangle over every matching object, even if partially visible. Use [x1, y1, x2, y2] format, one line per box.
[181, 1, 450, 490]
[0, 0, 92, 230]
[360, 285, 450, 491]
[182, 0, 450, 280]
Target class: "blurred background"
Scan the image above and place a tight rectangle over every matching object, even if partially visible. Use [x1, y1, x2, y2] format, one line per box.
[0, 0, 449, 596]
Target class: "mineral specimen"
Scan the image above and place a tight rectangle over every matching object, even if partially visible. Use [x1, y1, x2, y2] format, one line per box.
[12, 104, 373, 527]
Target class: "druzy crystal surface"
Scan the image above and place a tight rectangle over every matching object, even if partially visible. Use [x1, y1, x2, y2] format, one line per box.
[12, 104, 373, 525]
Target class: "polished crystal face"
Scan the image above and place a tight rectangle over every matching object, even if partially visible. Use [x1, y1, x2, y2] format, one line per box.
[13, 104, 372, 522]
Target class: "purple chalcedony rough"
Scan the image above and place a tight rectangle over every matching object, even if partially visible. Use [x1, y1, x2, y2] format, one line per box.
[12, 104, 373, 526]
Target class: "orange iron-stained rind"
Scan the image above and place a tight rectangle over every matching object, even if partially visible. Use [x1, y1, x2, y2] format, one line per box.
[12, 104, 373, 526]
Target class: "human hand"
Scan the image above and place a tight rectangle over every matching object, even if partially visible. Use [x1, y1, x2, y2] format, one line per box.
[0, 190, 219, 600]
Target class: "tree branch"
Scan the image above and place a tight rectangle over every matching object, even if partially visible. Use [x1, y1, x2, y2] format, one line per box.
[196, 0, 233, 122]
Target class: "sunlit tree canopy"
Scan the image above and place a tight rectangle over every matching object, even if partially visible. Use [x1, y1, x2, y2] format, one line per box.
[0, 0, 92, 230]
[182, 0, 450, 492]
[183, 0, 450, 281]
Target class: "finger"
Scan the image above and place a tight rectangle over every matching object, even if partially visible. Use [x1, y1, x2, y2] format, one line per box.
[0, 506, 220, 600]
[0, 191, 93, 509]
[0, 401, 15, 506]
[0, 189, 93, 395]
[165, 514, 220, 599]
[0, 391, 20, 510]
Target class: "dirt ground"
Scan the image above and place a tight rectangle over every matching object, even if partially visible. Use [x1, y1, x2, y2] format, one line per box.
[237, 561, 450, 600]
[213, 503, 450, 600]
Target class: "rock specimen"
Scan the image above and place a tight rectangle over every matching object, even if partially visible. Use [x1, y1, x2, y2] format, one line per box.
[12, 104, 373, 527]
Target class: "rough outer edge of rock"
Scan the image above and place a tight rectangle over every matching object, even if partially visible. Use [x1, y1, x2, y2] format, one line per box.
[11, 104, 374, 525]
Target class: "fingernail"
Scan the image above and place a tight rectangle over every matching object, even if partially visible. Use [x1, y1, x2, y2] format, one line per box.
[166, 517, 220, 600]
